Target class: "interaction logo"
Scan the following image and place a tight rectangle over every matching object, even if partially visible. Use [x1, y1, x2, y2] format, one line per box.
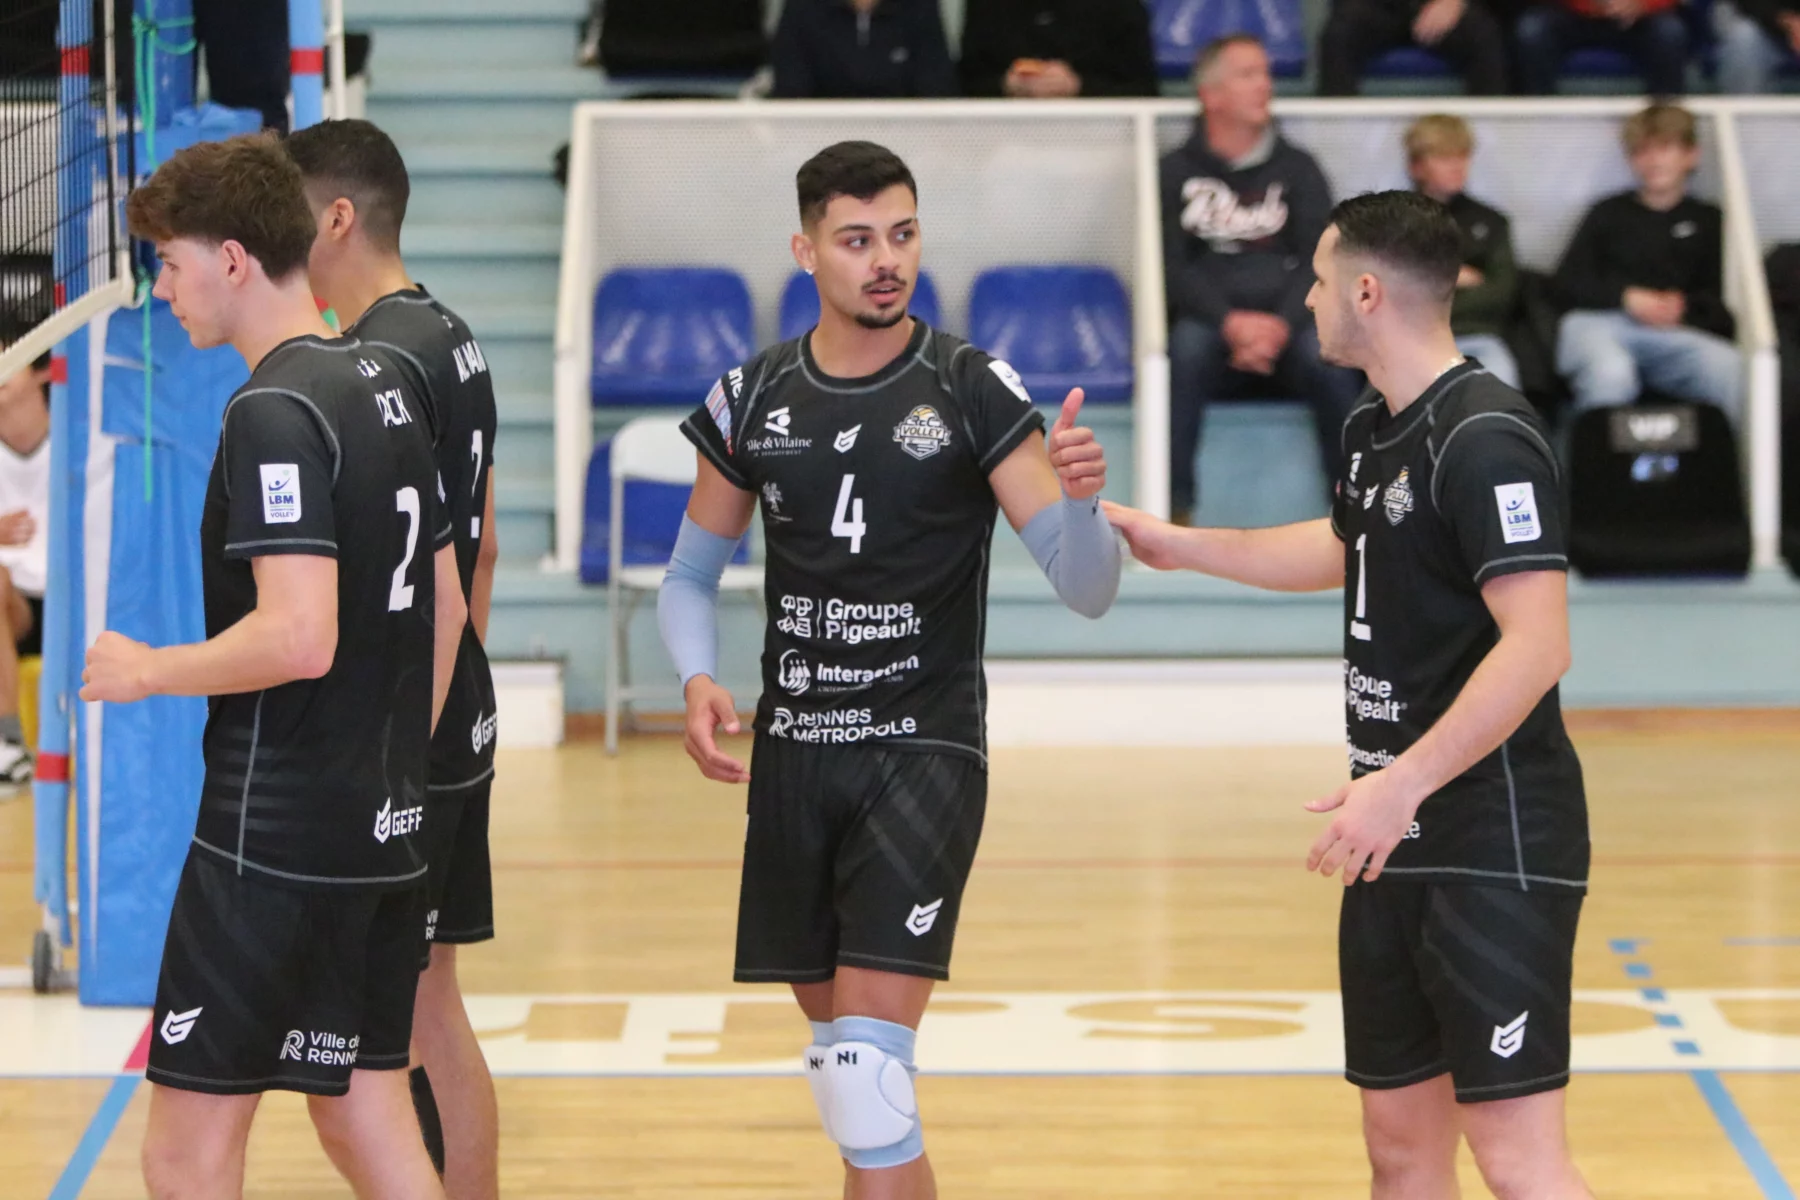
[160, 1006, 203, 1045]
[778, 650, 812, 696]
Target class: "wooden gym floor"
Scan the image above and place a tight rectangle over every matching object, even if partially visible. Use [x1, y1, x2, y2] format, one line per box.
[3, 714, 1798, 1197]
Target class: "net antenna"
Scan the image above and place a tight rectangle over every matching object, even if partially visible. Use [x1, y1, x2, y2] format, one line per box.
[0, 0, 135, 381]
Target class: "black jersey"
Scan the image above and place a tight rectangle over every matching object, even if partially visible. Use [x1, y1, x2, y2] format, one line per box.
[682, 321, 1045, 766]
[192, 335, 452, 890]
[349, 287, 499, 790]
[1331, 361, 1589, 893]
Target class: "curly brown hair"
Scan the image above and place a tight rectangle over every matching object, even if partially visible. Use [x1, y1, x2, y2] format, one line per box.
[126, 133, 315, 280]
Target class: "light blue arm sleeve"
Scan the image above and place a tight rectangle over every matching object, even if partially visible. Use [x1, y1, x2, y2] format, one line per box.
[657, 517, 741, 686]
[1019, 495, 1122, 619]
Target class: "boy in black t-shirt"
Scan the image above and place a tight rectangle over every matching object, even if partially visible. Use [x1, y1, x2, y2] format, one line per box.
[1553, 104, 1742, 426]
[82, 133, 463, 1200]
[1109, 192, 1593, 1200]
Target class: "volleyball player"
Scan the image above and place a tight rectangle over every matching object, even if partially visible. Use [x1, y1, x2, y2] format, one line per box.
[658, 141, 1121, 1198]
[82, 133, 464, 1200]
[287, 118, 501, 1200]
[1107, 191, 1592, 1199]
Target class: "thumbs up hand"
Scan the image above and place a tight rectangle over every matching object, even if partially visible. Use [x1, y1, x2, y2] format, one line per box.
[1048, 388, 1105, 502]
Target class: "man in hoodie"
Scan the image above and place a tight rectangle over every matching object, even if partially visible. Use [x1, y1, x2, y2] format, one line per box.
[1713, 0, 1800, 93]
[959, 0, 1159, 98]
[1161, 35, 1361, 524]
[1514, 0, 1690, 96]
[1552, 104, 1741, 425]
[771, 0, 958, 99]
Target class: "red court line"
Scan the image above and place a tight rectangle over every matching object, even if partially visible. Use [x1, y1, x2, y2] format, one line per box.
[123, 1020, 153, 1072]
[486, 854, 1800, 872]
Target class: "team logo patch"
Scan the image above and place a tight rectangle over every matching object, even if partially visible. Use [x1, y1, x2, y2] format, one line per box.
[1363, 485, 1378, 511]
[765, 407, 793, 436]
[834, 425, 862, 453]
[1495, 482, 1541, 544]
[769, 707, 795, 737]
[893, 405, 952, 461]
[1383, 467, 1414, 527]
[280, 1030, 306, 1061]
[373, 798, 423, 844]
[260, 463, 300, 525]
[777, 650, 812, 696]
[1491, 1011, 1528, 1058]
[160, 1006, 203, 1045]
[906, 899, 944, 937]
[988, 360, 1033, 405]
[704, 380, 733, 451]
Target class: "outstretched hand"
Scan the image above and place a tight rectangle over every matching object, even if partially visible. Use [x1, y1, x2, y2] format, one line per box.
[1102, 501, 1191, 571]
[1304, 767, 1423, 885]
[1048, 389, 1106, 502]
[683, 676, 751, 784]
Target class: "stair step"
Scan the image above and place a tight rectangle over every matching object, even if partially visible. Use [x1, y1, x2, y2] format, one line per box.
[404, 224, 562, 259]
[372, 65, 610, 102]
[495, 476, 554, 514]
[396, 141, 562, 177]
[349, 0, 586, 22]
[357, 21, 576, 69]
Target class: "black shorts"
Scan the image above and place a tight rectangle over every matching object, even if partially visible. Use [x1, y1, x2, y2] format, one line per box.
[1340, 879, 1584, 1104]
[422, 778, 495, 953]
[17, 594, 41, 657]
[735, 737, 987, 984]
[147, 850, 424, 1097]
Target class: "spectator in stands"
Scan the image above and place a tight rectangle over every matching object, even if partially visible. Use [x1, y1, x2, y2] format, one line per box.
[1552, 105, 1740, 426]
[960, 0, 1159, 98]
[1714, 0, 1800, 92]
[1160, 35, 1361, 525]
[1318, 0, 1509, 95]
[194, 0, 291, 133]
[0, 317, 50, 787]
[1514, 0, 1690, 96]
[1405, 116, 1522, 388]
[771, 0, 957, 98]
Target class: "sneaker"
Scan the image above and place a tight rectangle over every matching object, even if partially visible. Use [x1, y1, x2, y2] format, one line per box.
[0, 739, 33, 788]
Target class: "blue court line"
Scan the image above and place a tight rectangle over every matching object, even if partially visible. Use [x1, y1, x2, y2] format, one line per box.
[47, 1073, 139, 1200]
[1692, 1071, 1797, 1200]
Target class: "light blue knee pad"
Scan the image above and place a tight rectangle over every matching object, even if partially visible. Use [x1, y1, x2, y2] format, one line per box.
[800, 1015, 924, 1170]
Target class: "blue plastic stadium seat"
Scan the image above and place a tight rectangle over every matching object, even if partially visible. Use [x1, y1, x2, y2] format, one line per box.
[1366, 46, 1455, 78]
[969, 266, 1134, 405]
[777, 271, 943, 343]
[590, 268, 754, 408]
[1150, 0, 1308, 79]
[579, 439, 750, 584]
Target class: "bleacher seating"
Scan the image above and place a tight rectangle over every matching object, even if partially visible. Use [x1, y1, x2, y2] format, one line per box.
[777, 270, 944, 343]
[969, 266, 1135, 405]
[590, 267, 755, 407]
[1149, 0, 1308, 79]
[578, 437, 751, 585]
[1365, 46, 1456, 82]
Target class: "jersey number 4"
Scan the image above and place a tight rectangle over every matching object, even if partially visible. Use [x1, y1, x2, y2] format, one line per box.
[832, 474, 867, 554]
[390, 486, 421, 611]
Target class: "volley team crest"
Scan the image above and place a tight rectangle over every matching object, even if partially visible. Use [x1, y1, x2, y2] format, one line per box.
[893, 406, 952, 461]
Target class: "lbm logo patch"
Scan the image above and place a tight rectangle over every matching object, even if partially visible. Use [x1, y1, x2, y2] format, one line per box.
[260, 463, 300, 525]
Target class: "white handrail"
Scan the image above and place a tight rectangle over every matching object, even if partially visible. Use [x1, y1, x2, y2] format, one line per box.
[326, 0, 348, 120]
[1712, 110, 1781, 570]
[1133, 110, 1171, 519]
[552, 106, 601, 572]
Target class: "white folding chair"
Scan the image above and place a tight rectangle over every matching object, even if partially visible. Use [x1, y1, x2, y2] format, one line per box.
[605, 416, 762, 753]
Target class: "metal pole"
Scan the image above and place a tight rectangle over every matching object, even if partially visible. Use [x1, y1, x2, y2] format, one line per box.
[288, 0, 325, 130]
[326, 0, 348, 120]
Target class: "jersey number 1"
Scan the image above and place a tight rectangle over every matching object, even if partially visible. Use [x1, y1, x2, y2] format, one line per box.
[390, 486, 421, 611]
[1350, 533, 1371, 642]
[832, 474, 866, 554]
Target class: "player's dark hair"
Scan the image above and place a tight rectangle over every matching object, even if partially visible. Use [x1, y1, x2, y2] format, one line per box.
[796, 142, 917, 228]
[284, 119, 412, 253]
[0, 310, 52, 372]
[125, 133, 315, 281]
[1328, 190, 1463, 306]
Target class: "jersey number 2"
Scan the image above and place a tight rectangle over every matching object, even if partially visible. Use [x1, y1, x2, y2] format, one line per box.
[1350, 533, 1371, 642]
[832, 474, 866, 554]
[390, 486, 421, 611]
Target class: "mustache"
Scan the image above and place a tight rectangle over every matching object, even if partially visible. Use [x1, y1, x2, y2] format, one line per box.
[863, 273, 907, 292]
